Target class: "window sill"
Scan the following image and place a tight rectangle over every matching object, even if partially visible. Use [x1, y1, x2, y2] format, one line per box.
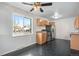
[12, 32, 33, 37]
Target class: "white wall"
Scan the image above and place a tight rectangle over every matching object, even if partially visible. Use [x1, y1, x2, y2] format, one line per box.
[0, 3, 37, 55]
[54, 17, 75, 40]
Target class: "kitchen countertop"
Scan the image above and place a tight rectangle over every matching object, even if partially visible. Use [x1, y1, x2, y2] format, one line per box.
[36, 31, 47, 33]
[71, 32, 79, 35]
[70, 32, 79, 37]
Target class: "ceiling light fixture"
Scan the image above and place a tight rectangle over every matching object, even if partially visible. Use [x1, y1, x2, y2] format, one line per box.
[52, 12, 62, 19]
[33, 2, 41, 11]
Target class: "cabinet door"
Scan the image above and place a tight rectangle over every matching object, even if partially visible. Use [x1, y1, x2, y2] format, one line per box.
[36, 32, 47, 45]
[42, 33, 47, 43]
[36, 33, 43, 44]
[71, 35, 79, 50]
[37, 19, 49, 26]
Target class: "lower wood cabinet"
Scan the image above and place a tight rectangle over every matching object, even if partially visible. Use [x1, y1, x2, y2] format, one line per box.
[71, 33, 79, 50]
[36, 31, 47, 45]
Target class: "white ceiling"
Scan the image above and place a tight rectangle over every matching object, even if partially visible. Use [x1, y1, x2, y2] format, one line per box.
[7, 2, 79, 19]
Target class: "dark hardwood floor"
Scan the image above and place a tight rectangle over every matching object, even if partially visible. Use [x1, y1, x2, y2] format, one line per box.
[4, 39, 79, 56]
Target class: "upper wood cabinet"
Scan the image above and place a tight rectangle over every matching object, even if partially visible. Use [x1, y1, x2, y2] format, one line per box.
[49, 22, 55, 27]
[74, 16, 79, 29]
[37, 18, 49, 26]
[36, 18, 55, 26]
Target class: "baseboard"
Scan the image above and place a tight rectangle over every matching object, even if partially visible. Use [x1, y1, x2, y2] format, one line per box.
[2, 43, 36, 56]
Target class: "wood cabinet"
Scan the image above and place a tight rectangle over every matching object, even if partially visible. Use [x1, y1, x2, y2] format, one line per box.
[74, 16, 79, 29]
[49, 22, 55, 27]
[37, 18, 55, 27]
[37, 18, 49, 26]
[71, 33, 79, 50]
[36, 31, 47, 45]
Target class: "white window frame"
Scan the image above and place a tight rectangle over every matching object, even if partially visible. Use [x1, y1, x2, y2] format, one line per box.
[12, 13, 33, 37]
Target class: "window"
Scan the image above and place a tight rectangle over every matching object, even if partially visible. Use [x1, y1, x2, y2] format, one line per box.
[12, 13, 33, 36]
